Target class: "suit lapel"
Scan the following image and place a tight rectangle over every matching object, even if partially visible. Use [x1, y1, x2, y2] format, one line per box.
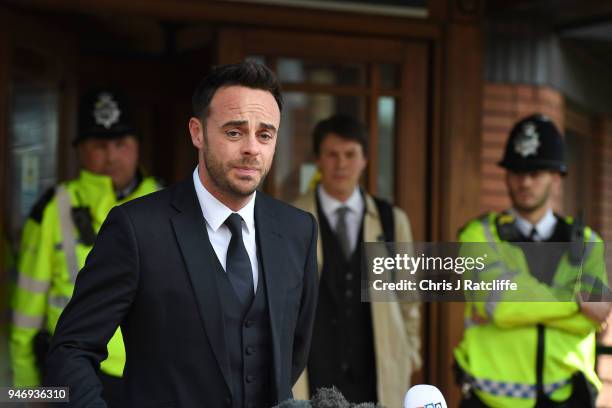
[296, 189, 323, 275]
[254, 194, 288, 395]
[169, 179, 233, 394]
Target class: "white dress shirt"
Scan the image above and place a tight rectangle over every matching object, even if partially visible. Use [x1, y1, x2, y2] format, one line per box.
[317, 185, 364, 254]
[510, 207, 557, 242]
[192, 167, 258, 292]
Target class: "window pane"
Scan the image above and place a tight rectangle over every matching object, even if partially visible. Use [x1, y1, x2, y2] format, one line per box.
[277, 58, 366, 86]
[8, 83, 59, 238]
[379, 63, 400, 89]
[376, 97, 396, 201]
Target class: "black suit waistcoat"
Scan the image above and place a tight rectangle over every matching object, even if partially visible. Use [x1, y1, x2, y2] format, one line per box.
[210, 244, 273, 408]
[307, 198, 377, 403]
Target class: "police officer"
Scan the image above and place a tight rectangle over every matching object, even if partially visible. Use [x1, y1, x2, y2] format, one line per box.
[9, 89, 161, 406]
[454, 113, 611, 408]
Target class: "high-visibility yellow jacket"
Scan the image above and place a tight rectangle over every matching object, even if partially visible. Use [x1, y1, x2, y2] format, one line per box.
[454, 211, 606, 408]
[2, 235, 15, 386]
[9, 170, 160, 387]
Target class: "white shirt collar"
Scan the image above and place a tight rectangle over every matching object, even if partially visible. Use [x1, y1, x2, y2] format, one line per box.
[192, 167, 256, 233]
[317, 184, 363, 218]
[509, 207, 557, 241]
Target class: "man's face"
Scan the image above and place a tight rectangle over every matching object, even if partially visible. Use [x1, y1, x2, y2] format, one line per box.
[506, 169, 559, 213]
[317, 133, 367, 199]
[78, 135, 139, 191]
[189, 85, 280, 199]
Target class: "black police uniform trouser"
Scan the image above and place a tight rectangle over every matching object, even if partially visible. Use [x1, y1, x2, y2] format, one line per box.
[98, 372, 122, 408]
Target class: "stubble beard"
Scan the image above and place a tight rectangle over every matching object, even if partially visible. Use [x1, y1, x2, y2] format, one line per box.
[511, 182, 551, 214]
[203, 135, 268, 198]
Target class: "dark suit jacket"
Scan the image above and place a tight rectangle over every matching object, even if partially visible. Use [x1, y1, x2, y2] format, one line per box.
[45, 178, 318, 408]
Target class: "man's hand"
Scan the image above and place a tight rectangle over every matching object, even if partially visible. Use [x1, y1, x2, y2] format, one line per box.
[579, 301, 612, 327]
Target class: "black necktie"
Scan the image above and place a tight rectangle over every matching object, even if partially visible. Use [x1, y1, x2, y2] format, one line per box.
[336, 206, 351, 260]
[224, 213, 254, 305]
[529, 227, 538, 242]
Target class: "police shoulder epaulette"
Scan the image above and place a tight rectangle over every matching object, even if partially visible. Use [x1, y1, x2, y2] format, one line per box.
[553, 215, 574, 242]
[28, 186, 56, 223]
[497, 212, 515, 226]
[559, 214, 574, 225]
[556, 213, 588, 243]
[495, 211, 521, 241]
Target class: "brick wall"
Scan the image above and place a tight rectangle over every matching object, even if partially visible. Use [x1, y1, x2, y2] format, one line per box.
[592, 119, 612, 245]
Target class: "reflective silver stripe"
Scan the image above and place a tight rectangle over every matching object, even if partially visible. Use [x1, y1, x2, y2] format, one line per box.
[478, 217, 502, 265]
[484, 270, 516, 317]
[56, 185, 79, 283]
[54, 238, 89, 251]
[581, 274, 599, 288]
[465, 372, 571, 399]
[11, 311, 44, 329]
[484, 260, 502, 270]
[582, 232, 597, 260]
[481, 217, 496, 244]
[484, 300, 497, 318]
[16, 274, 50, 293]
[471, 217, 500, 285]
[48, 294, 71, 309]
[580, 274, 610, 301]
[579, 233, 606, 297]
[478, 216, 519, 317]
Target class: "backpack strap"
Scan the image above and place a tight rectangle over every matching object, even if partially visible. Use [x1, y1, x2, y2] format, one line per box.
[373, 196, 395, 242]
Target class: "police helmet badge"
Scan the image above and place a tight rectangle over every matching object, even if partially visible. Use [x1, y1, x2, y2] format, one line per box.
[513, 121, 540, 157]
[93, 92, 121, 129]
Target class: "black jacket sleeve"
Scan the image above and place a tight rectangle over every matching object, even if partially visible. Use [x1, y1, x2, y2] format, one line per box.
[45, 206, 139, 407]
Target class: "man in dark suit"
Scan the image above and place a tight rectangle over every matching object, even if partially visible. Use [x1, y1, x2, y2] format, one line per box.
[45, 61, 319, 408]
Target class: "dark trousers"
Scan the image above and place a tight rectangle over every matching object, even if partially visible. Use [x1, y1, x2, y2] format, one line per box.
[98, 372, 123, 408]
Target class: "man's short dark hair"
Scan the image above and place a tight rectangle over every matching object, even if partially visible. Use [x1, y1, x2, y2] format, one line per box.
[312, 114, 368, 157]
[192, 60, 283, 119]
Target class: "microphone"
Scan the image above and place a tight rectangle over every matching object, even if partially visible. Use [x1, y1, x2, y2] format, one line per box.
[274, 400, 311, 408]
[273, 386, 379, 407]
[403, 384, 448, 408]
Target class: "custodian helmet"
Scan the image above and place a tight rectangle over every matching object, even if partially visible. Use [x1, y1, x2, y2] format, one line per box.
[75, 88, 137, 144]
[498, 113, 567, 175]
